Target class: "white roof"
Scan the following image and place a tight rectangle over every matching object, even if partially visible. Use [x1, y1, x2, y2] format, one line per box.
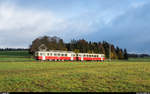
[36, 50, 104, 55]
[36, 50, 75, 53]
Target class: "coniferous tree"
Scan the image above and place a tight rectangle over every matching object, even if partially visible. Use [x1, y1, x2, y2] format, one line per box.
[124, 49, 128, 60]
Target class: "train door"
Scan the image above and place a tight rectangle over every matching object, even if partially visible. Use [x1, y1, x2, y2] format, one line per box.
[42, 53, 46, 60]
[81, 54, 83, 61]
[71, 54, 74, 61]
[43, 56, 46, 60]
[71, 56, 73, 61]
[76, 53, 79, 61]
[81, 56, 83, 61]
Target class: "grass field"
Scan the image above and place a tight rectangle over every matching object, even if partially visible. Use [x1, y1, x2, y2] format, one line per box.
[0, 51, 31, 57]
[0, 61, 150, 92]
[0, 51, 150, 92]
[0, 51, 34, 62]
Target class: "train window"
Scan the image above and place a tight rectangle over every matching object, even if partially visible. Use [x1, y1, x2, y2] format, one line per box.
[40, 53, 43, 56]
[50, 53, 52, 56]
[41, 53, 45, 56]
[54, 53, 56, 56]
[61, 54, 64, 56]
[65, 54, 67, 56]
[71, 54, 75, 57]
[47, 53, 49, 56]
[58, 53, 60, 56]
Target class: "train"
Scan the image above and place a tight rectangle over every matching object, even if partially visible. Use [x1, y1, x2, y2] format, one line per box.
[35, 50, 105, 61]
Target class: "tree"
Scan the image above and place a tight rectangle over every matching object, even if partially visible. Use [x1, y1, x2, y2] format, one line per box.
[29, 36, 66, 54]
[98, 42, 105, 54]
[111, 45, 117, 59]
[118, 49, 124, 59]
[102, 41, 109, 58]
[124, 49, 128, 60]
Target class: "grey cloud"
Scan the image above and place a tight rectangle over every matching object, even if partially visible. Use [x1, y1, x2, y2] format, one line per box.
[86, 2, 150, 54]
[0, 0, 150, 55]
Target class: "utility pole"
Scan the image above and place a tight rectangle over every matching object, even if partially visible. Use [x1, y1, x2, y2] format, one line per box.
[109, 44, 111, 62]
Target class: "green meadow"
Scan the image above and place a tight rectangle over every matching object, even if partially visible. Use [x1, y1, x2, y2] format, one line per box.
[0, 61, 150, 92]
[0, 51, 150, 92]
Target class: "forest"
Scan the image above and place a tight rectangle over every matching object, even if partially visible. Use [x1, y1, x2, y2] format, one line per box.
[29, 36, 128, 59]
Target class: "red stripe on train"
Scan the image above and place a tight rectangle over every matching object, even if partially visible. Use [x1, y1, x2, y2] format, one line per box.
[37, 56, 104, 61]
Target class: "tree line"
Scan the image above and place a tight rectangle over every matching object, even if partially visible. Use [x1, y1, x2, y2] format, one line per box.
[0, 48, 28, 51]
[128, 54, 150, 58]
[29, 36, 128, 60]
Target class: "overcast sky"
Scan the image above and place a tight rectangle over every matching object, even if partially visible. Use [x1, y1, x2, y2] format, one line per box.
[0, 0, 150, 54]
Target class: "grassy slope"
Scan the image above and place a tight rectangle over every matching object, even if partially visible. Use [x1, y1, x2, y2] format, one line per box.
[0, 51, 31, 57]
[0, 51, 34, 62]
[0, 61, 150, 92]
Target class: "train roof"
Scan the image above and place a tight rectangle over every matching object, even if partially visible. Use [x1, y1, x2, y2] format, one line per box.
[78, 53, 103, 55]
[36, 50, 74, 53]
[36, 50, 104, 55]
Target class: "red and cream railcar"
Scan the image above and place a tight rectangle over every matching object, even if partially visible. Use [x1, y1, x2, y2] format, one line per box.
[35, 50, 105, 61]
